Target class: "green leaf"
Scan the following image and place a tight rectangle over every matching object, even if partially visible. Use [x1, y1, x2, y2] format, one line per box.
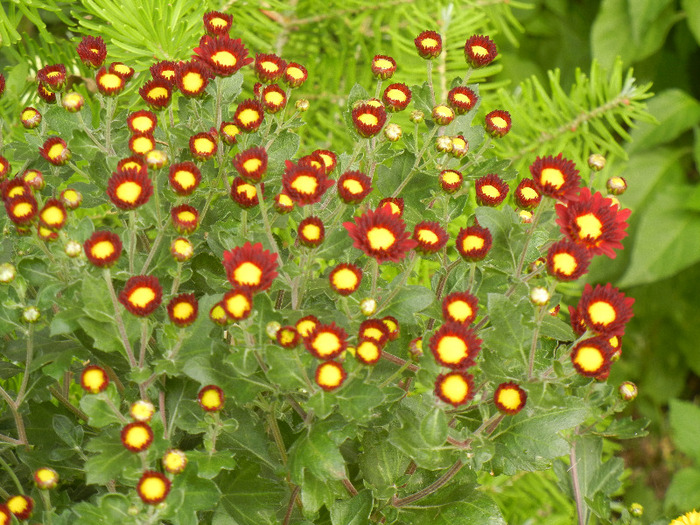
[290, 427, 347, 483]
[539, 315, 576, 341]
[669, 399, 700, 462]
[301, 471, 344, 515]
[337, 381, 385, 421]
[664, 467, 700, 513]
[219, 72, 244, 103]
[0, 361, 22, 380]
[265, 348, 309, 390]
[84, 431, 140, 485]
[420, 408, 448, 447]
[217, 462, 286, 525]
[683, 0, 700, 45]
[52, 414, 84, 448]
[482, 293, 533, 360]
[382, 285, 435, 324]
[79, 385, 124, 428]
[595, 416, 649, 439]
[398, 485, 506, 524]
[330, 490, 373, 525]
[162, 469, 221, 518]
[359, 431, 409, 497]
[187, 450, 238, 479]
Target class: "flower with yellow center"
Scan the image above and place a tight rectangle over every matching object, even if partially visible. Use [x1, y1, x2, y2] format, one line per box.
[456, 225, 492, 261]
[167, 293, 198, 327]
[80, 365, 109, 393]
[670, 510, 700, 525]
[121, 421, 154, 452]
[442, 292, 479, 324]
[493, 382, 527, 415]
[296, 316, 319, 339]
[222, 288, 253, 321]
[315, 361, 347, 391]
[198, 385, 225, 411]
[435, 371, 475, 406]
[137, 471, 171, 504]
[344, 206, 417, 263]
[571, 337, 613, 377]
[34, 467, 59, 489]
[305, 322, 347, 360]
[118, 275, 162, 317]
[223, 242, 278, 292]
[429, 323, 481, 369]
[163, 449, 188, 474]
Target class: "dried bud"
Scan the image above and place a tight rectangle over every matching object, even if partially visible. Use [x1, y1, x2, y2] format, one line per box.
[529, 287, 549, 306]
[62, 92, 84, 112]
[266, 321, 281, 339]
[619, 381, 638, 401]
[295, 99, 309, 112]
[588, 154, 606, 171]
[22, 306, 41, 323]
[606, 176, 627, 195]
[436, 135, 453, 153]
[0, 263, 16, 284]
[409, 110, 424, 124]
[384, 123, 402, 142]
[65, 240, 82, 258]
[360, 298, 377, 316]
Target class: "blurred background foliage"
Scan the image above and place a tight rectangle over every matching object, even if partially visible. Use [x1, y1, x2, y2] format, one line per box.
[1, 0, 700, 522]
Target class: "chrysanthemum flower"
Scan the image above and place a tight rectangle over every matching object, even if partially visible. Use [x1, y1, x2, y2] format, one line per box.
[187, 131, 217, 161]
[77, 35, 107, 68]
[80, 364, 109, 393]
[39, 137, 71, 166]
[442, 292, 479, 324]
[20, 107, 42, 129]
[128, 133, 156, 156]
[137, 471, 171, 505]
[485, 110, 511, 138]
[438, 169, 463, 193]
[670, 510, 700, 525]
[493, 382, 527, 415]
[62, 92, 84, 112]
[109, 62, 135, 81]
[170, 204, 199, 234]
[315, 361, 347, 391]
[119, 275, 162, 317]
[21, 169, 44, 191]
[328, 263, 363, 296]
[378, 197, 403, 217]
[115, 157, 144, 174]
[37, 82, 57, 103]
[209, 302, 228, 325]
[130, 400, 156, 422]
[297, 216, 325, 247]
[352, 102, 387, 138]
[284, 62, 308, 88]
[230, 177, 260, 209]
[223, 242, 278, 292]
[571, 336, 614, 378]
[556, 187, 631, 258]
[37, 225, 58, 241]
[305, 322, 348, 360]
[356, 340, 382, 365]
[96, 67, 126, 96]
[337, 171, 372, 203]
[261, 84, 287, 113]
[429, 322, 481, 368]
[314, 150, 337, 174]
[198, 385, 225, 411]
[344, 206, 417, 263]
[282, 161, 334, 206]
[168, 238, 193, 264]
[163, 449, 188, 474]
[432, 104, 454, 126]
[233, 146, 268, 183]
[359, 319, 390, 347]
[6, 495, 33, 521]
[215, 124, 239, 148]
[175, 60, 211, 97]
[529, 154, 580, 201]
[577, 283, 634, 337]
[4, 194, 38, 225]
[166, 161, 200, 196]
[514, 178, 542, 209]
[298, 152, 325, 174]
[0, 504, 10, 525]
[464, 34, 498, 68]
[106, 168, 153, 210]
[414, 30, 442, 59]
[455, 225, 492, 261]
[37, 64, 66, 92]
[475, 174, 509, 206]
[2, 178, 29, 200]
[232, 99, 264, 132]
[38, 198, 67, 230]
[34, 467, 59, 489]
[139, 78, 172, 109]
[448, 86, 478, 114]
[276, 326, 300, 348]
[383, 83, 412, 112]
[607, 176, 628, 195]
[274, 192, 294, 213]
[167, 293, 198, 327]
[450, 135, 469, 158]
[371, 55, 396, 80]
[435, 371, 475, 406]
[255, 53, 287, 83]
[127, 110, 157, 134]
[546, 240, 592, 281]
[296, 315, 319, 339]
[150, 60, 178, 86]
[413, 221, 448, 254]
[83, 230, 122, 268]
[0, 156, 9, 181]
[221, 287, 253, 321]
[121, 421, 154, 452]
[203, 11, 233, 36]
[193, 34, 252, 77]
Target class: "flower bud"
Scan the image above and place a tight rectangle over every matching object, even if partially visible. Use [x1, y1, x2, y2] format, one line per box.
[295, 99, 309, 112]
[588, 154, 606, 171]
[518, 210, 533, 223]
[23, 169, 45, 191]
[65, 240, 82, 258]
[529, 287, 549, 306]
[22, 306, 41, 323]
[607, 176, 627, 195]
[408, 337, 423, 359]
[0, 263, 16, 284]
[60, 188, 82, 209]
[432, 105, 454, 126]
[450, 135, 469, 158]
[34, 467, 59, 489]
[629, 503, 643, 517]
[409, 110, 424, 124]
[266, 321, 281, 339]
[384, 123, 402, 142]
[146, 150, 168, 170]
[170, 237, 193, 262]
[128, 506, 140, 516]
[21, 107, 42, 128]
[436, 135, 453, 153]
[62, 92, 84, 112]
[360, 298, 377, 316]
[619, 381, 638, 401]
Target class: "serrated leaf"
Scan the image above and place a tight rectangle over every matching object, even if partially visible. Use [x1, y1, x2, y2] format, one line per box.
[337, 381, 385, 421]
[595, 416, 649, 439]
[398, 484, 505, 525]
[359, 431, 409, 496]
[539, 315, 576, 341]
[218, 462, 286, 525]
[420, 408, 448, 447]
[382, 285, 435, 324]
[187, 450, 238, 479]
[84, 432, 140, 485]
[79, 385, 124, 428]
[290, 427, 347, 483]
[330, 490, 373, 525]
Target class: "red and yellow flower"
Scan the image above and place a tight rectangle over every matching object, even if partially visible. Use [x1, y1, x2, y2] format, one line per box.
[475, 173, 509, 206]
[176, 60, 211, 97]
[274, 192, 294, 213]
[22, 169, 44, 190]
[80, 364, 109, 393]
[233, 147, 268, 182]
[198, 385, 225, 411]
[555, 187, 631, 258]
[203, 11, 233, 36]
[223, 242, 278, 292]
[276, 326, 300, 348]
[432, 104, 454, 126]
[314, 150, 337, 174]
[171, 237, 194, 262]
[448, 86, 478, 114]
[546, 239, 592, 281]
[4, 194, 38, 225]
[485, 110, 511, 137]
[493, 382, 527, 415]
[0, 156, 9, 181]
[371, 55, 396, 80]
[137, 471, 171, 505]
[378, 197, 403, 217]
[150, 60, 177, 86]
[529, 153, 580, 201]
[356, 340, 382, 365]
[359, 318, 390, 347]
[337, 171, 372, 203]
[284, 62, 308, 88]
[109, 62, 135, 81]
[352, 102, 387, 138]
[439, 169, 463, 193]
[84, 230, 122, 267]
[344, 206, 417, 263]
[222, 288, 253, 321]
[127, 110, 158, 134]
[455, 225, 492, 261]
[282, 161, 334, 206]
[0, 504, 9, 525]
[38, 198, 67, 230]
[130, 400, 155, 422]
[163, 449, 188, 474]
[37, 82, 57, 103]
[95, 67, 126, 96]
[435, 371, 475, 406]
[464, 34, 498, 67]
[230, 177, 261, 209]
[193, 34, 252, 77]
[315, 361, 347, 391]
[429, 322, 482, 368]
[39, 137, 71, 165]
[442, 292, 479, 324]
[233, 99, 265, 132]
[189, 131, 218, 160]
[168, 161, 201, 196]
[305, 322, 348, 360]
[414, 30, 442, 59]
[121, 421, 154, 452]
[77, 35, 107, 68]
[329, 263, 363, 296]
[106, 168, 153, 210]
[171, 204, 199, 234]
[37, 64, 66, 91]
[262, 84, 287, 113]
[6, 495, 33, 521]
[219, 121, 241, 145]
[451, 135, 469, 158]
[255, 53, 287, 83]
[296, 315, 319, 339]
[129, 133, 156, 156]
[21, 107, 41, 129]
[118, 275, 162, 317]
[298, 216, 325, 247]
[382, 83, 412, 112]
[571, 336, 614, 378]
[167, 293, 198, 327]
[34, 467, 59, 489]
[139, 78, 172, 109]
[514, 178, 542, 209]
[577, 283, 634, 336]
[382, 316, 400, 341]
[413, 221, 448, 254]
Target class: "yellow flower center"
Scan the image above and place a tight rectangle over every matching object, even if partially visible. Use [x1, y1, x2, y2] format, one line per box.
[439, 375, 469, 403]
[13, 202, 34, 217]
[132, 136, 154, 153]
[576, 213, 603, 239]
[422, 37, 439, 47]
[609, 335, 620, 349]
[237, 108, 260, 126]
[132, 116, 154, 132]
[287, 67, 305, 80]
[296, 320, 316, 337]
[332, 268, 358, 290]
[210, 17, 228, 28]
[588, 301, 616, 325]
[212, 50, 237, 67]
[490, 116, 508, 128]
[164, 451, 186, 471]
[385, 202, 401, 215]
[116, 181, 142, 203]
[358, 113, 379, 126]
[194, 137, 215, 154]
[436, 335, 468, 364]
[447, 300, 473, 322]
[174, 170, 196, 190]
[462, 235, 484, 252]
[291, 174, 318, 195]
[357, 341, 380, 362]
[362, 327, 384, 341]
[452, 138, 467, 149]
[22, 109, 37, 120]
[541, 167, 564, 189]
[200, 389, 223, 409]
[131, 401, 154, 421]
[435, 105, 453, 118]
[243, 158, 263, 173]
[520, 187, 539, 200]
[387, 88, 407, 102]
[82, 368, 107, 392]
[278, 194, 293, 207]
[147, 87, 169, 100]
[8, 186, 26, 198]
[470, 44, 489, 56]
[124, 425, 151, 449]
[442, 171, 461, 184]
[223, 124, 240, 137]
[7, 496, 29, 514]
[233, 262, 262, 286]
[383, 318, 398, 333]
[373, 58, 394, 69]
[237, 183, 257, 199]
[173, 238, 193, 256]
[48, 142, 65, 159]
[140, 476, 167, 500]
[417, 229, 439, 244]
[367, 227, 395, 250]
[279, 329, 296, 345]
[162, 69, 175, 80]
[113, 64, 131, 75]
[480, 184, 500, 198]
[225, 293, 250, 318]
[552, 252, 577, 275]
[172, 301, 194, 320]
[317, 363, 343, 387]
[497, 388, 522, 410]
[261, 61, 278, 73]
[47, 71, 61, 79]
[312, 332, 341, 357]
[574, 345, 604, 372]
[302, 223, 321, 240]
[343, 179, 364, 194]
[265, 91, 285, 105]
[129, 287, 156, 308]
[36, 468, 57, 483]
[121, 161, 141, 171]
[41, 206, 64, 226]
[177, 210, 197, 223]
[453, 93, 471, 104]
[182, 72, 204, 93]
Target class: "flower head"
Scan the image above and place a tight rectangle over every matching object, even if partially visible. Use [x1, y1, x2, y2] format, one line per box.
[84, 230, 122, 267]
[442, 292, 479, 324]
[455, 225, 492, 261]
[448, 86, 478, 114]
[37, 64, 67, 91]
[193, 34, 252, 77]
[514, 178, 542, 209]
[359, 319, 390, 347]
[383, 83, 412, 112]
[139, 78, 172, 109]
[189, 132, 218, 161]
[171, 237, 194, 262]
[530, 154, 581, 201]
[0, 156, 9, 182]
[80, 365, 109, 393]
[255, 53, 287, 83]
[413, 221, 448, 254]
[439, 169, 463, 193]
[129, 133, 155, 156]
[555, 187, 631, 258]
[39, 137, 70, 166]
[39, 198, 67, 230]
[464, 35, 498, 67]
[328, 263, 362, 296]
[274, 192, 294, 213]
[96, 67, 125, 96]
[337, 171, 372, 203]
[130, 400, 156, 422]
[261, 83, 287, 113]
[6, 495, 33, 521]
[176, 60, 211, 97]
[276, 326, 300, 348]
[546, 240, 592, 281]
[296, 315, 319, 339]
[577, 283, 634, 336]
[21, 107, 42, 129]
[223, 242, 278, 292]
[670, 510, 700, 525]
[22, 169, 44, 190]
[344, 206, 417, 263]
[485, 110, 511, 138]
[0, 504, 11, 525]
[150, 60, 178, 86]
[230, 177, 260, 209]
[127, 110, 157, 134]
[109, 62, 135, 81]
[34, 467, 59, 490]
[352, 102, 387, 138]
[168, 162, 201, 196]
[137, 471, 171, 505]
[284, 62, 308, 88]
[233, 147, 268, 183]
[203, 11, 233, 36]
[451, 135, 469, 158]
[220, 121, 241, 145]
[121, 421, 154, 452]
[378, 197, 404, 217]
[493, 382, 527, 415]
[430, 323, 482, 369]
[62, 92, 84, 112]
[233, 99, 265, 132]
[4, 194, 38, 225]
[282, 161, 334, 206]
[119, 275, 162, 316]
[435, 371, 475, 406]
[37, 82, 57, 103]
[356, 340, 382, 365]
[305, 322, 348, 360]
[475, 173, 509, 206]
[315, 361, 347, 391]
[222, 288, 253, 321]
[163, 449, 188, 474]
[77, 36, 107, 68]
[414, 30, 442, 59]
[571, 336, 614, 378]
[198, 385, 225, 411]
[432, 104, 455, 126]
[167, 293, 198, 327]
[298, 216, 325, 247]
[371, 55, 396, 80]
[106, 168, 153, 210]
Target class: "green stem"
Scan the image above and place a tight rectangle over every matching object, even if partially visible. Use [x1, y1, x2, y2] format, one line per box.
[0, 455, 24, 493]
[463, 66, 473, 86]
[241, 209, 248, 237]
[0, 387, 27, 446]
[138, 318, 150, 369]
[104, 96, 117, 155]
[374, 78, 383, 99]
[171, 262, 183, 295]
[377, 252, 417, 313]
[570, 441, 587, 525]
[426, 60, 436, 107]
[513, 199, 549, 282]
[256, 182, 280, 255]
[67, 161, 91, 181]
[370, 258, 379, 298]
[76, 111, 109, 154]
[128, 211, 137, 274]
[103, 269, 138, 368]
[265, 408, 288, 465]
[379, 358, 412, 388]
[140, 228, 165, 275]
[16, 325, 34, 405]
[100, 393, 128, 423]
[392, 125, 440, 198]
[40, 489, 54, 525]
[393, 460, 463, 508]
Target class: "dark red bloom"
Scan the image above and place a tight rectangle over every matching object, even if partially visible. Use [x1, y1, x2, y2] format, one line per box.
[439, 169, 463, 193]
[255, 53, 287, 83]
[189, 132, 218, 161]
[448, 86, 478, 114]
[220, 121, 241, 145]
[344, 206, 417, 263]
[118, 155, 147, 173]
[168, 161, 201, 195]
[39, 137, 71, 166]
[337, 171, 372, 203]
[4, 194, 38, 225]
[84, 230, 122, 267]
[106, 168, 153, 210]
[39, 198, 67, 230]
[176, 60, 211, 97]
[96, 67, 125, 96]
[314, 150, 337, 174]
[222, 288, 253, 321]
[546, 240, 592, 281]
[193, 34, 253, 77]
[371, 55, 396, 80]
[485, 110, 511, 137]
[80, 365, 109, 393]
[356, 340, 382, 365]
[150, 60, 178, 86]
[298, 216, 325, 247]
[21, 107, 42, 129]
[77, 36, 107, 68]
[37, 82, 57, 103]
[435, 371, 475, 407]
[305, 322, 348, 360]
[577, 283, 634, 337]
[429, 322, 482, 369]
[358, 319, 390, 347]
[514, 178, 542, 209]
[432, 105, 455, 126]
[530, 154, 581, 201]
[109, 62, 135, 81]
[329, 263, 363, 296]
[233, 99, 265, 132]
[128, 134, 156, 156]
[442, 292, 479, 324]
[277, 326, 300, 348]
[230, 177, 261, 209]
[296, 315, 319, 339]
[383, 83, 412, 112]
[0, 156, 10, 181]
[284, 62, 308, 88]
[315, 361, 347, 391]
[455, 225, 492, 261]
[1, 178, 30, 200]
[127, 110, 157, 134]
[203, 11, 233, 36]
[282, 161, 334, 206]
[262, 84, 287, 113]
[139, 78, 172, 109]
[222, 242, 278, 292]
[6, 495, 33, 521]
[413, 221, 448, 254]
[22, 169, 44, 191]
[37, 64, 67, 91]
[464, 35, 498, 68]
[475, 173, 509, 206]
[378, 197, 404, 217]
[414, 30, 442, 59]
[571, 336, 614, 378]
[493, 382, 527, 415]
[119, 275, 162, 316]
[171, 204, 199, 234]
[233, 147, 268, 182]
[352, 102, 387, 138]
[167, 293, 198, 327]
[136, 471, 171, 505]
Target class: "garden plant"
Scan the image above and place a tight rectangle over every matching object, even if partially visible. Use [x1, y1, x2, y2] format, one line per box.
[0, 1, 698, 524]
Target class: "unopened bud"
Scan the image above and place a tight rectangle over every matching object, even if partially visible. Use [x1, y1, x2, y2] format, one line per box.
[619, 381, 638, 401]
[629, 503, 643, 517]
[146, 149, 168, 170]
[128, 506, 140, 516]
[360, 298, 377, 316]
[384, 123, 402, 142]
[295, 99, 309, 112]
[436, 135, 453, 153]
[60, 188, 82, 209]
[62, 92, 84, 112]
[607, 176, 627, 195]
[588, 154, 606, 171]
[518, 210, 533, 223]
[530, 287, 550, 306]
[0, 263, 16, 284]
[409, 110, 424, 124]
[408, 337, 423, 359]
[65, 240, 82, 258]
[170, 237, 193, 262]
[266, 321, 281, 339]
[21, 107, 42, 129]
[22, 306, 41, 323]
[450, 135, 469, 158]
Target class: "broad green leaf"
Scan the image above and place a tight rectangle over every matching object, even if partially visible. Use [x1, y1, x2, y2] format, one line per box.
[79, 385, 124, 428]
[330, 490, 373, 525]
[669, 399, 700, 462]
[664, 467, 700, 513]
[187, 450, 238, 479]
[217, 462, 286, 525]
[595, 416, 649, 439]
[683, 0, 700, 45]
[539, 315, 576, 341]
[52, 414, 84, 448]
[218, 408, 279, 470]
[265, 348, 309, 390]
[398, 484, 505, 525]
[301, 471, 343, 515]
[84, 431, 140, 485]
[337, 381, 385, 421]
[289, 427, 347, 483]
[482, 293, 533, 361]
[420, 408, 448, 447]
[359, 431, 409, 496]
[382, 285, 435, 324]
